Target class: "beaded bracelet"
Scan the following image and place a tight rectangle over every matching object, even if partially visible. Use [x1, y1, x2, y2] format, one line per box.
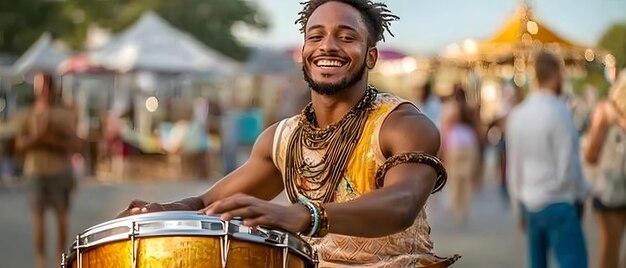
[374, 151, 448, 194]
[305, 201, 321, 237]
[298, 196, 331, 237]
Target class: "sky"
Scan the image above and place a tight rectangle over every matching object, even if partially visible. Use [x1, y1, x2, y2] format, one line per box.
[238, 0, 626, 55]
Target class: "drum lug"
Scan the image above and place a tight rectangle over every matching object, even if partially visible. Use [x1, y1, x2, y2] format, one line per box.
[265, 230, 283, 244]
[76, 235, 82, 268]
[60, 252, 66, 268]
[282, 247, 289, 268]
[220, 234, 230, 268]
[130, 221, 138, 268]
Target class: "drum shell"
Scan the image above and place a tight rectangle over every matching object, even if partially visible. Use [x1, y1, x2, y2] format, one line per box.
[63, 212, 315, 268]
[68, 236, 307, 268]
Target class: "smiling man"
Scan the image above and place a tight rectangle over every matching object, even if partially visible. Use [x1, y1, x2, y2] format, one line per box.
[118, 0, 459, 266]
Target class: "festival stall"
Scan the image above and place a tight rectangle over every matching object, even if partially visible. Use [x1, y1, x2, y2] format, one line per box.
[438, 5, 616, 123]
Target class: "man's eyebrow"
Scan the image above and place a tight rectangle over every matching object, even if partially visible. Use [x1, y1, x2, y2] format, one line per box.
[306, 24, 359, 33]
[306, 24, 324, 32]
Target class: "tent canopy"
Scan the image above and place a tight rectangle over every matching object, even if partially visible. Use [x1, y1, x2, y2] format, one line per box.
[483, 6, 580, 48]
[90, 11, 239, 75]
[244, 47, 297, 75]
[12, 32, 71, 75]
[443, 6, 591, 62]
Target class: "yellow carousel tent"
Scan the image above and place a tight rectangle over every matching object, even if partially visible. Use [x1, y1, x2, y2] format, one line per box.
[436, 4, 613, 122]
[443, 5, 602, 66]
[484, 6, 579, 47]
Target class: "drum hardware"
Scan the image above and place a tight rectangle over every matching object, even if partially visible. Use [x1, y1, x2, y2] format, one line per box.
[220, 220, 230, 268]
[60, 252, 67, 268]
[63, 212, 316, 268]
[283, 247, 289, 268]
[131, 221, 138, 268]
[76, 235, 81, 268]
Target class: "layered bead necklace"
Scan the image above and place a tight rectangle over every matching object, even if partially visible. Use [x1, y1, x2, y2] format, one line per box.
[285, 86, 378, 203]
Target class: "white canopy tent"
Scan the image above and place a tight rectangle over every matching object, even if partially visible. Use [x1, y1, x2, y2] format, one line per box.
[89, 11, 239, 76]
[12, 32, 71, 75]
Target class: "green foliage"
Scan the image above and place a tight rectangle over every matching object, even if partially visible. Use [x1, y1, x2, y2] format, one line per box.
[0, 0, 268, 61]
[571, 62, 611, 98]
[598, 23, 626, 69]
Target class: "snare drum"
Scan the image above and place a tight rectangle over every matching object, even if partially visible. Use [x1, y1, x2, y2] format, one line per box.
[62, 211, 316, 268]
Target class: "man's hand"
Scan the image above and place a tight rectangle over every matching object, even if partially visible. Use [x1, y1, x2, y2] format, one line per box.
[200, 193, 311, 234]
[115, 199, 165, 218]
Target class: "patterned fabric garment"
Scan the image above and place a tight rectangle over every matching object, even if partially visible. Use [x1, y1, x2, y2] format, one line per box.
[272, 92, 459, 267]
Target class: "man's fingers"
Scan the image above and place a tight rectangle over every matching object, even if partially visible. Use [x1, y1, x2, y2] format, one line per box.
[219, 206, 262, 222]
[206, 196, 255, 215]
[242, 216, 273, 228]
[144, 203, 165, 213]
[128, 199, 149, 209]
[115, 210, 130, 219]
[115, 207, 141, 219]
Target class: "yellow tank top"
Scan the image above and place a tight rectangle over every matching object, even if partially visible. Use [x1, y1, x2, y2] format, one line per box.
[272, 92, 456, 267]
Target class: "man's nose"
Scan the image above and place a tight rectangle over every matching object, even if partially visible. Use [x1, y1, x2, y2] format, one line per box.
[319, 36, 339, 52]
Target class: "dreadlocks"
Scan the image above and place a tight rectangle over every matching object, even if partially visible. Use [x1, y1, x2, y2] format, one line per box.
[295, 0, 399, 46]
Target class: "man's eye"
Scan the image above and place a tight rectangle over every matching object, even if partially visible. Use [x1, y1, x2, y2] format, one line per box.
[340, 36, 355, 41]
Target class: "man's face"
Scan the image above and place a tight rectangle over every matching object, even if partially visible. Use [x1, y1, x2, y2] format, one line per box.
[301, 1, 377, 95]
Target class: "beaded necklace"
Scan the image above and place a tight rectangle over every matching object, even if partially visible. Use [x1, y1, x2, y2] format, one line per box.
[284, 86, 378, 203]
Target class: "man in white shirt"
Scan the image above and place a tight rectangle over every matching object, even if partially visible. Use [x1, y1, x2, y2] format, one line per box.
[506, 50, 588, 268]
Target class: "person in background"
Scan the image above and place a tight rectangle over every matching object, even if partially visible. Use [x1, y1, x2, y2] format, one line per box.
[506, 50, 588, 268]
[413, 80, 442, 128]
[440, 86, 481, 227]
[583, 69, 626, 268]
[15, 72, 80, 268]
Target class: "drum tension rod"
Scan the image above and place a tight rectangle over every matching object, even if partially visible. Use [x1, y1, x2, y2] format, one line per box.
[131, 222, 138, 268]
[76, 235, 82, 268]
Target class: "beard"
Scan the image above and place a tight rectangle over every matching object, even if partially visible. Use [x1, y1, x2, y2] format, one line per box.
[302, 57, 367, 95]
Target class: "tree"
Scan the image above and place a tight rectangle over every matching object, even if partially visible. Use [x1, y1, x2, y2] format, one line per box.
[0, 0, 60, 54]
[598, 23, 626, 69]
[155, 0, 269, 61]
[0, 0, 269, 61]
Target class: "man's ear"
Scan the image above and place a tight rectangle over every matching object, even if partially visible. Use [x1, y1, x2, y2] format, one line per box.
[366, 47, 378, 69]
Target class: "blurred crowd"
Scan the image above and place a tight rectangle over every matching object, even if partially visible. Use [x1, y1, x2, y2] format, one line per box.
[1, 58, 625, 268]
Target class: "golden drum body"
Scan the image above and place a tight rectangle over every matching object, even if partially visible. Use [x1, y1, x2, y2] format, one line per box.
[62, 211, 316, 268]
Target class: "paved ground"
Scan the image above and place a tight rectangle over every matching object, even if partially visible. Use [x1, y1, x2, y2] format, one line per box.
[2, 145, 624, 268]
[0, 177, 613, 268]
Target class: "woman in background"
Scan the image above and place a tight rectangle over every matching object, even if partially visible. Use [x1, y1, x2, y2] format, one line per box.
[441, 85, 482, 227]
[584, 69, 626, 268]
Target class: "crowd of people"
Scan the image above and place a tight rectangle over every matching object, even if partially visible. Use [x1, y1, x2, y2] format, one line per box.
[0, 0, 625, 267]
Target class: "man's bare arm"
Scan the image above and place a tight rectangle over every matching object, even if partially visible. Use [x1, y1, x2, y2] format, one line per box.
[118, 123, 284, 216]
[196, 123, 285, 206]
[584, 102, 609, 164]
[324, 104, 440, 237]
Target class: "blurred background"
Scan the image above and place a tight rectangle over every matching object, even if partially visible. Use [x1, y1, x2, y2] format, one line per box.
[0, 0, 625, 267]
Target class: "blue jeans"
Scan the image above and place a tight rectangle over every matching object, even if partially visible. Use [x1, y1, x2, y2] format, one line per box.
[523, 202, 588, 268]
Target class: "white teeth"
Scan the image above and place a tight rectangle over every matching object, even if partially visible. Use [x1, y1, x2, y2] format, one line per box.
[315, 59, 344, 67]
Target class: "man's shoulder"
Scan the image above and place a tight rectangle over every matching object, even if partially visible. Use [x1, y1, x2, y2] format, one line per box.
[375, 91, 404, 104]
[381, 103, 439, 152]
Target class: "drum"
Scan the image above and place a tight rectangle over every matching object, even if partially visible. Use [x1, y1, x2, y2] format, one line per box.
[62, 211, 316, 268]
